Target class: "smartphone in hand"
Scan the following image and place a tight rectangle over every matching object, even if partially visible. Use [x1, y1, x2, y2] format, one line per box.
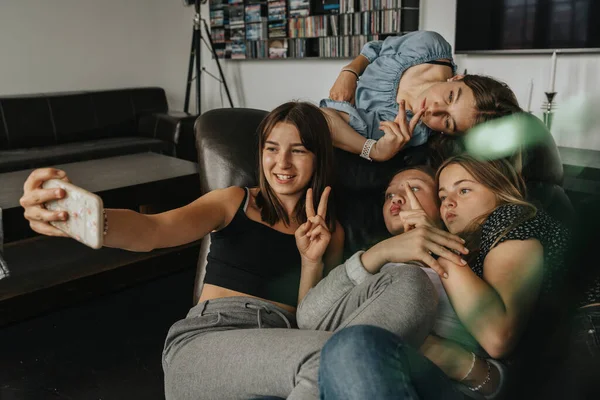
[42, 179, 104, 249]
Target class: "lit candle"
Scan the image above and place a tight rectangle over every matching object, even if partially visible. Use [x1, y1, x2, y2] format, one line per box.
[526, 79, 534, 112]
[549, 51, 557, 92]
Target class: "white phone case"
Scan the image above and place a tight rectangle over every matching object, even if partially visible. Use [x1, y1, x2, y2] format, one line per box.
[42, 179, 104, 249]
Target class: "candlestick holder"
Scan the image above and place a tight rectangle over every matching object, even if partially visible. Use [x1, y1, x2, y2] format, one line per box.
[542, 91, 557, 130]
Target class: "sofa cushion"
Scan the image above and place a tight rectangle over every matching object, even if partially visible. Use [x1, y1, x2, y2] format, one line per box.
[0, 88, 171, 151]
[48, 94, 102, 144]
[0, 97, 56, 149]
[91, 91, 137, 139]
[0, 137, 167, 173]
[129, 88, 169, 116]
[0, 105, 8, 150]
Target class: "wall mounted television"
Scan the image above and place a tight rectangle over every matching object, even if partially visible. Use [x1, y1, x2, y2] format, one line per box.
[455, 0, 600, 54]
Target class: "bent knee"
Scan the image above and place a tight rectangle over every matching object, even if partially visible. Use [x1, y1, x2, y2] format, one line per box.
[379, 265, 440, 337]
[383, 265, 438, 303]
[295, 303, 318, 330]
[322, 326, 394, 366]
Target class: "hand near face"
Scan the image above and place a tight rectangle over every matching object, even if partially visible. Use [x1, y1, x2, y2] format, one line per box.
[381, 182, 469, 278]
[19, 168, 72, 237]
[371, 100, 426, 161]
[372, 225, 468, 278]
[295, 187, 332, 265]
[398, 182, 439, 232]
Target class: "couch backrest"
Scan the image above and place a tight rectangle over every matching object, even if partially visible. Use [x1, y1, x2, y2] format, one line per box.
[193, 108, 266, 302]
[0, 87, 168, 150]
[0, 206, 8, 281]
[192, 108, 572, 302]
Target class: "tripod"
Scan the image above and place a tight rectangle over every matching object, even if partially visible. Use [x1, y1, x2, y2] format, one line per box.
[184, 0, 234, 114]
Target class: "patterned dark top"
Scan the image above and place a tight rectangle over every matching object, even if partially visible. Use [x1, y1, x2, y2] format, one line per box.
[471, 204, 571, 362]
[472, 204, 570, 302]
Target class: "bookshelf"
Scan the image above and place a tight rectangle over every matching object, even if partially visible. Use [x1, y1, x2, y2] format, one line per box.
[208, 0, 420, 59]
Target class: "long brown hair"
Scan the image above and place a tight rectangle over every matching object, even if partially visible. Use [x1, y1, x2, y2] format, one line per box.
[462, 75, 523, 125]
[426, 75, 523, 169]
[436, 154, 536, 261]
[256, 101, 336, 230]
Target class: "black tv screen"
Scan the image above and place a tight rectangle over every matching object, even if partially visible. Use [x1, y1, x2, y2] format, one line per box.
[455, 0, 600, 53]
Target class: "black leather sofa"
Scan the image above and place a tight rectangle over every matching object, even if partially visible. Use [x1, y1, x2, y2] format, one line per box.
[191, 107, 572, 302]
[0, 87, 197, 173]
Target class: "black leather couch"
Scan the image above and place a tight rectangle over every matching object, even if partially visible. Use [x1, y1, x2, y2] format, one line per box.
[191, 107, 572, 302]
[0, 208, 7, 281]
[0, 87, 197, 173]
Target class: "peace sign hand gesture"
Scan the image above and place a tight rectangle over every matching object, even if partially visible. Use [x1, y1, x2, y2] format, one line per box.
[370, 100, 426, 162]
[295, 187, 332, 265]
[398, 182, 439, 232]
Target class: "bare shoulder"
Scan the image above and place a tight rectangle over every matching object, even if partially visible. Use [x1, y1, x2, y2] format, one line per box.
[213, 186, 246, 200]
[210, 186, 246, 211]
[487, 238, 543, 260]
[188, 186, 246, 219]
[483, 239, 543, 279]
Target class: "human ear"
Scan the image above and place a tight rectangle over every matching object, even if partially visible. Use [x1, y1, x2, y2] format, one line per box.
[446, 74, 465, 82]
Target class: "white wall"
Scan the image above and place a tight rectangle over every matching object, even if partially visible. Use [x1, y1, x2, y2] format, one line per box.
[0, 0, 161, 95]
[1, 0, 599, 149]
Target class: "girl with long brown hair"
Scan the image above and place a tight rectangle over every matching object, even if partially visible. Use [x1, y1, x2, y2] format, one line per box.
[20, 101, 348, 399]
[322, 31, 522, 162]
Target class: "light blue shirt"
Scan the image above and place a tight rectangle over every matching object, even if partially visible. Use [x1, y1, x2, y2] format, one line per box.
[321, 31, 457, 148]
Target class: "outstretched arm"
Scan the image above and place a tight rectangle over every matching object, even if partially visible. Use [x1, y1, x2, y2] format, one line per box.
[20, 167, 241, 252]
[103, 187, 238, 251]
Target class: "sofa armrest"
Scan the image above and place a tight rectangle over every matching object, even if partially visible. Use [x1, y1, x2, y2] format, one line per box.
[0, 250, 8, 280]
[0, 207, 9, 280]
[138, 112, 199, 162]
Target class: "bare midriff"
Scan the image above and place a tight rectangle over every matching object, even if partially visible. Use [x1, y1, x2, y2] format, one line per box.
[198, 283, 297, 314]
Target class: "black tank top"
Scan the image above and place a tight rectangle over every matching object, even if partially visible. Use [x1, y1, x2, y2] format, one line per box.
[204, 188, 302, 307]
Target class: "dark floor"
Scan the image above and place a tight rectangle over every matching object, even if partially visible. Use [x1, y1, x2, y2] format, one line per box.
[0, 266, 196, 400]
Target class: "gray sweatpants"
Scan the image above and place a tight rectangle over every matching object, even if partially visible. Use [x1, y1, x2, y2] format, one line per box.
[162, 251, 438, 400]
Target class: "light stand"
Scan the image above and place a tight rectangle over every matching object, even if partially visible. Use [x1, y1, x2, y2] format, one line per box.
[183, 0, 234, 114]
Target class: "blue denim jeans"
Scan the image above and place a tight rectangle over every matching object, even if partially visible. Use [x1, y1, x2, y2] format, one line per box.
[559, 305, 600, 398]
[319, 325, 466, 400]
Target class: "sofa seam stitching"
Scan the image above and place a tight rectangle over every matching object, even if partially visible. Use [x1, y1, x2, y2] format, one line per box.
[46, 98, 58, 144]
[0, 101, 10, 148]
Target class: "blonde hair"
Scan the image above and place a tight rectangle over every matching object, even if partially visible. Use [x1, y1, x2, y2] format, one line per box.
[436, 154, 536, 259]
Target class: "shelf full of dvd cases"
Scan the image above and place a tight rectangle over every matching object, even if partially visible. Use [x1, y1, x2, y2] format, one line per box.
[208, 0, 420, 59]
